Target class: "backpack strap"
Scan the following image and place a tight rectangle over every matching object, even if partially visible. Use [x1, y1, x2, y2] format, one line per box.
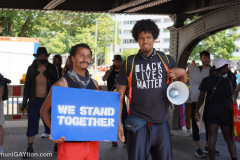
[125, 54, 137, 115]
[126, 55, 136, 78]
[156, 51, 171, 84]
[198, 65, 214, 75]
[156, 51, 171, 69]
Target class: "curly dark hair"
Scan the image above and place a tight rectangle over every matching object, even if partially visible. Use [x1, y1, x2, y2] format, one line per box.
[69, 43, 92, 57]
[132, 19, 160, 41]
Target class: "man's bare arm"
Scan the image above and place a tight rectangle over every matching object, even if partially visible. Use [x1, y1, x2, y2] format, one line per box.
[102, 65, 115, 81]
[195, 91, 206, 121]
[102, 70, 112, 81]
[116, 84, 127, 142]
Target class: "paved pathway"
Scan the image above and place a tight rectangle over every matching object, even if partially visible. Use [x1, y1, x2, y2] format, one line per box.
[1, 120, 240, 160]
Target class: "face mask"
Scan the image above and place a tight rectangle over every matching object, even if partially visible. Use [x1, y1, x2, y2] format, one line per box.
[55, 63, 61, 67]
[38, 59, 48, 64]
[223, 73, 228, 78]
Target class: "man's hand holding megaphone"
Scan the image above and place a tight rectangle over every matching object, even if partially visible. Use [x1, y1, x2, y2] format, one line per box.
[168, 68, 188, 81]
[166, 68, 189, 105]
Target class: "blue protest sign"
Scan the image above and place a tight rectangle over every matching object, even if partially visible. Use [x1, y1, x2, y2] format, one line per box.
[51, 86, 119, 141]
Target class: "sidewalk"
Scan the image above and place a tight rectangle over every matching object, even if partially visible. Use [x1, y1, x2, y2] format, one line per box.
[1, 120, 240, 160]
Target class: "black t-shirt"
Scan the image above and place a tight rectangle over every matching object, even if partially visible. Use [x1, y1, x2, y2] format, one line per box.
[117, 51, 177, 123]
[106, 70, 119, 91]
[199, 75, 232, 111]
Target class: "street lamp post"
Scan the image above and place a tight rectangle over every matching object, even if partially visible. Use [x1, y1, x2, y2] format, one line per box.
[114, 14, 117, 56]
[94, 19, 98, 75]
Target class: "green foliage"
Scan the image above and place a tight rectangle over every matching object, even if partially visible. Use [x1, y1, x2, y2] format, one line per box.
[48, 31, 69, 53]
[229, 56, 240, 61]
[69, 28, 95, 53]
[0, 11, 119, 56]
[121, 49, 139, 60]
[91, 15, 120, 54]
[190, 27, 240, 60]
[0, 10, 46, 37]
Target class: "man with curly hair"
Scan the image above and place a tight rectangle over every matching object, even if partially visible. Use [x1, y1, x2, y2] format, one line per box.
[117, 19, 188, 160]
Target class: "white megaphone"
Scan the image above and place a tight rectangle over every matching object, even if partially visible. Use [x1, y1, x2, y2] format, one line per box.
[167, 81, 189, 105]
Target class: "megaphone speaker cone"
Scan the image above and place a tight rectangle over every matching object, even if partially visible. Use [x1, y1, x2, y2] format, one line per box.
[167, 81, 189, 105]
[169, 89, 179, 98]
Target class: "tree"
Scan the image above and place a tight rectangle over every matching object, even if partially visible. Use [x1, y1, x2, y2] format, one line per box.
[47, 31, 69, 53]
[0, 10, 46, 37]
[121, 49, 139, 60]
[69, 28, 95, 53]
[91, 15, 120, 58]
[0, 11, 120, 56]
[190, 27, 240, 60]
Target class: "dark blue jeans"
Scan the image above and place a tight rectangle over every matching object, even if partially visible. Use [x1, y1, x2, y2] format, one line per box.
[27, 97, 50, 137]
[127, 121, 172, 160]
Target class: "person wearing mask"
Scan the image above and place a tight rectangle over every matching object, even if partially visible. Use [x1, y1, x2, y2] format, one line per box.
[22, 47, 58, 158]
[188, 51, 220, 157]
[196, 57, 237, 160]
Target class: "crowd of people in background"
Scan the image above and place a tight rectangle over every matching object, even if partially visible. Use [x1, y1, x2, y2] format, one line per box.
[0, 18, 239, 160]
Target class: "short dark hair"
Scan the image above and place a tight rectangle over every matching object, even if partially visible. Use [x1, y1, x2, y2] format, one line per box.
[132, 19, 160, 41]
[69, 43, 92, 57]
[53, 54, 62, 64]
[200, 51, 210, 58]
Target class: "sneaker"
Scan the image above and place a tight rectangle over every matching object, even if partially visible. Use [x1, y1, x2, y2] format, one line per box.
[185, 130, 192, 137]
[41, 131, 49, 138]
[195, 148, 205, 157]
[54, 143, 58, 152]
[111, 142, 118, 149]
[22, 147, 33, 159]
[203, 146, 220, 155]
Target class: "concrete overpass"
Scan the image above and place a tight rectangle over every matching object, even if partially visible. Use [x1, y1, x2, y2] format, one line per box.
[1, 0, 240, 128]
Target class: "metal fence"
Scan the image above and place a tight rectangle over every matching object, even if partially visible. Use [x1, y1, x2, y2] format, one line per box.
[4, 85, 108, 120]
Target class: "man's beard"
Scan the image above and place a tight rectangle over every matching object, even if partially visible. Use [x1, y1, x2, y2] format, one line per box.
[38, 59, 48, 64]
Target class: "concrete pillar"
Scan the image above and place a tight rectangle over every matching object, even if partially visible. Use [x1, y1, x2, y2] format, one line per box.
[168, 14, 188, 129]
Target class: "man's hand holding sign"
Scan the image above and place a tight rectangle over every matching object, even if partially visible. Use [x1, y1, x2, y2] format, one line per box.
[40, 43, 120, 160]
[50, 87, 119, 141]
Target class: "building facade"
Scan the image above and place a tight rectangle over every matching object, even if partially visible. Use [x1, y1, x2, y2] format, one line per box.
[117, 14, 173, 55]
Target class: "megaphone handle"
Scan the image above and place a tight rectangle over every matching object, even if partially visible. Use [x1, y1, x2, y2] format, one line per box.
[171, 103, 174, 109]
